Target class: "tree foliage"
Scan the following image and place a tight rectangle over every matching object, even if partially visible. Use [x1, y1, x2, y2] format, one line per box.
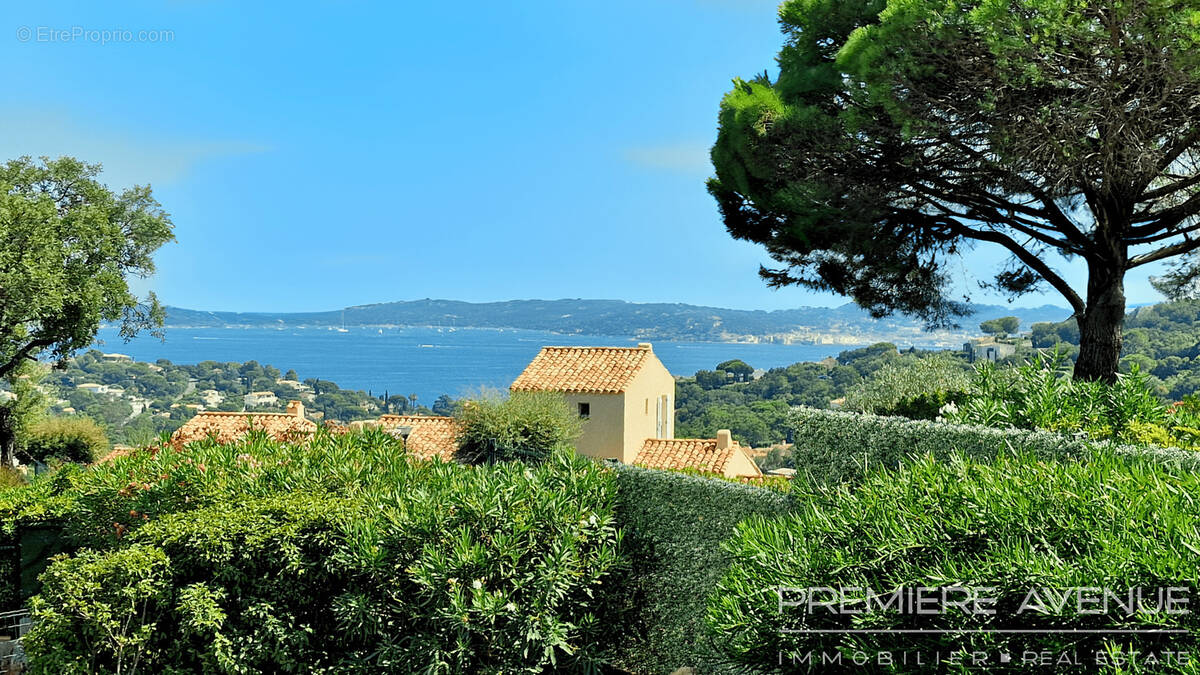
[0, 156, 173, 463]
[979, 315, 1020, 337]
[0, 363, 48, 466]
[23, 417, 110, 465]
[0, 156, 174, 379]
[710, 0, 1200, 382]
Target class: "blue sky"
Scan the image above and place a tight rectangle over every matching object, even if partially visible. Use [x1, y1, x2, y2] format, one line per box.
[1, 0, 1168, 313]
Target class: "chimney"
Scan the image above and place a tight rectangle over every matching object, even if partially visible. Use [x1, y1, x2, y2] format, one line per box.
[716, 429, 732, 450]
[287, 400, 305, 419]
[637, 342, 652, 350]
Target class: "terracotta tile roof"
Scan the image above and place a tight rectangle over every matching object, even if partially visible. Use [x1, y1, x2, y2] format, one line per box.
[510, 345, 654, 394]
[635, 437, 762, 478]
[170, 411, 318, 447]
[377, 415, 461, 462]
[95, 444, 139, 464]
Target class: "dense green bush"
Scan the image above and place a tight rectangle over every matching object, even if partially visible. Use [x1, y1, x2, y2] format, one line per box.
[455, 392, 580, 464]
[20, 430, 623, 673]
[25, 545, 173, 674]
[602, 463, 793, 674]
[843, 353, 971, 419]
[708, 452, 1200, 672]
[23, 417, 109, 464]
[790, 406, 1200, 485]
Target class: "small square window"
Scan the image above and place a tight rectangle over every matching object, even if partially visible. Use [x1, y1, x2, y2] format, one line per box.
[578, 402, 590, 419]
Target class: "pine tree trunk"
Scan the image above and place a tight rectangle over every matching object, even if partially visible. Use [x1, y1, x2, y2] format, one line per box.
[0, 408, 14, 468]
[1073, 266, 1126, 383]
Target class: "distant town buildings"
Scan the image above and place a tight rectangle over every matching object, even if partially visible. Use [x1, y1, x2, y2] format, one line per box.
[243, 391, 279, 407]
[276, 379, 308, 391]
[963, 337, 1016, 363]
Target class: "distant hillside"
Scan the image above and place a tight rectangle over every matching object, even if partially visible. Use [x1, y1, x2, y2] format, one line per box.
[162, 299, 1071, 343]
[1031, 299, 1200, 399]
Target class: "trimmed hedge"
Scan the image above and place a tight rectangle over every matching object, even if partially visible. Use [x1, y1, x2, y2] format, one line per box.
[603, 463, 793, 674]
[790, 406, 1200, 484]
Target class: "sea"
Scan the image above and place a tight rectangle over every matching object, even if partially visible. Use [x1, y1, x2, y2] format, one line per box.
[92, 326, 887, 404]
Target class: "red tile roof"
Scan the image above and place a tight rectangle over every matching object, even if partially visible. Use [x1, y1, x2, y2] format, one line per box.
[377, 415, 461, 462]
[170, 411, 318, 447]
[510, 345, 654, 394]
[635, 437, 762, 477]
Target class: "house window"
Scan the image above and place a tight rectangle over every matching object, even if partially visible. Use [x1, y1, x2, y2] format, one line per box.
[578, 402, 590, 419]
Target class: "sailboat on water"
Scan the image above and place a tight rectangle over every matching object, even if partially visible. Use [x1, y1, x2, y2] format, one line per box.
[337, 310, 350, 333]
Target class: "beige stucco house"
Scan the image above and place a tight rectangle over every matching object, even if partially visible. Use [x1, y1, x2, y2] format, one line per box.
[511, 343, 761, 478]
[511, 343, 674, 464]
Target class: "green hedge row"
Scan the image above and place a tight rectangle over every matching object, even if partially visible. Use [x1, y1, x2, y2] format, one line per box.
[603, 462, 794, 674]
[790, 406, 1200, 484]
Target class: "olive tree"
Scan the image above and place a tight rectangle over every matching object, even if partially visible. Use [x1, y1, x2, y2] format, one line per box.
[0, 156, 173, 462]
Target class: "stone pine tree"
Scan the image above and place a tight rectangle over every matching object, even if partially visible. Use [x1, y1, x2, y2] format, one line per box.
[979, 316, 1020, 339]
[709, 0, 1200, 381]
[0, 156, 174, 463]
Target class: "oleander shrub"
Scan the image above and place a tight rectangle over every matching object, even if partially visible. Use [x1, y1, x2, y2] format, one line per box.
[707, 452, 1200, 673]
[455, 392, 581, 464]
[942, 349, 1182, 446]
[24, 417, 110, 464]
[602, 463, 793, 674]
[789, 406, 1200, 485]
[20, 430, 623, 674]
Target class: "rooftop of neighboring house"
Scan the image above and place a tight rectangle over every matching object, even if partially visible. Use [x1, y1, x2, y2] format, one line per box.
[171, 400, 317, 447]
[635, 429, 763, 478]
[374, 414, 461, 462]
[510, 343, 661, 394]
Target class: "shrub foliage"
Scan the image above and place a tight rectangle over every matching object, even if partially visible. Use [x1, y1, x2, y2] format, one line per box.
[790, 406, 1200, 485]
[843, 353, 971, 419]
[20, 429, 621, 674]
[943, 350, 1179, 445]
[708, 453, 1200, 672]
[455, 392, 581, 464]
[24, 417, 109, 465]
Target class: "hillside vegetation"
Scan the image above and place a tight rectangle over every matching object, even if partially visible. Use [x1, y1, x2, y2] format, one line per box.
[1032, 299, 1200, 399]
[163, 298, 1068, 342]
